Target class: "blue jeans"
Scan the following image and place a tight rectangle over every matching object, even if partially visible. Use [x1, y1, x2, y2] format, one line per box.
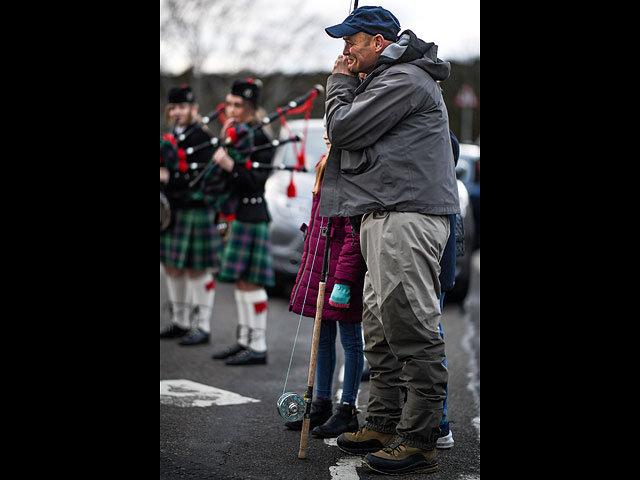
[315, 321, 364, 405]
[439, 293, 449, 431]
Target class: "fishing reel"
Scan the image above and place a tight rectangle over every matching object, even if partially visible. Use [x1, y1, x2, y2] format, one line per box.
[276, 392, 305, 422]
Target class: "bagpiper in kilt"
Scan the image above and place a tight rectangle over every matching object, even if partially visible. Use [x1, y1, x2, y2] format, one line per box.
[210, 78, 275, 366]
[160, 84, 232, 346]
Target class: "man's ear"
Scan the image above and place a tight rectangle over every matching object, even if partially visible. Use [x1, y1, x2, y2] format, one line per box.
[374, 34, 386, 52]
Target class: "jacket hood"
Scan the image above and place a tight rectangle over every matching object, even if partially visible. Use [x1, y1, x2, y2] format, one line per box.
[376, 29, 450, 81]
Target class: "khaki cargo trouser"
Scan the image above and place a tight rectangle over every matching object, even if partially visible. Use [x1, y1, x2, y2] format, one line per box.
[360, 211, 449, 450]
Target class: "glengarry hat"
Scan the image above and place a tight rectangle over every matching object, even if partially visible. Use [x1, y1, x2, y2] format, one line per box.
[168, 84, 195, 104]
[230, 78, 262, 107]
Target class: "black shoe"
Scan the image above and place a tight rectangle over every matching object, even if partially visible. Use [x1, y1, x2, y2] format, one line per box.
[312, 402, 359, 438]
[284, 398, 333, 431]
[178, 328, 209, 345]
[211, 343, 246, 360]
[225, 349, 267, 365]
[160, 324, 189, 339]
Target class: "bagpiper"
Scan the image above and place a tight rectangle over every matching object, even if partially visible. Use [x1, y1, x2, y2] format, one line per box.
[210, 78, 276, 365]
[160, 84, 232, 345]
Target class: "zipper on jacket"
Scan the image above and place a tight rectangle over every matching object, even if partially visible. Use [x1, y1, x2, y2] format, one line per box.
[290, 199, 323, 309]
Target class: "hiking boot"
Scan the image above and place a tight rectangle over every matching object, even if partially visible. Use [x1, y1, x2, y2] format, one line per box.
[336, 426, 397, 455]
[284, 398, 332, 431]
[311, 402, 359, 438]
[362, 441, 438, 475]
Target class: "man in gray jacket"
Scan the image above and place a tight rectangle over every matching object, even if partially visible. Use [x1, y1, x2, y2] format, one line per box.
[320, 6, 460, 475]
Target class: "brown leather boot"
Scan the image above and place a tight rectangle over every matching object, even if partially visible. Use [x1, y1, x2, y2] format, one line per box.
[363, 441, 438, 475]
[336, 426, 397, 455]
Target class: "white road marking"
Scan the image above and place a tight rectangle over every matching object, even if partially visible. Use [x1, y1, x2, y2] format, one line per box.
[323, 438, 338, 447]
[329, 456, 361, 480]
[462, 291, 481, 440]
[326, 364, 362, 479]
[160, 379, 260, 407]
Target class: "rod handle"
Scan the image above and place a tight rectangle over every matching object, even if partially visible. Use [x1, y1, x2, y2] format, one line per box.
[298, 417, 311, 459]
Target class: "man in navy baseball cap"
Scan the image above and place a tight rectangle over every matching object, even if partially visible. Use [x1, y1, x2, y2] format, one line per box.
[325, 5, 400, 42]
[325, 6, 401, 75]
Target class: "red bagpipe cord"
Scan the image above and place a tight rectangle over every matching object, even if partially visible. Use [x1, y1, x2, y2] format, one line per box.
[277, 90, 318, 198]
[216, 103, 227, 126]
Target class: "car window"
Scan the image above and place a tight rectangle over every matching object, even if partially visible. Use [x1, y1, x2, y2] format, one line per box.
[279, 127, 328, 170]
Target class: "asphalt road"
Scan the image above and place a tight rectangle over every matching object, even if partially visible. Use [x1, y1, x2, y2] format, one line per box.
[160, 250, 480, 479]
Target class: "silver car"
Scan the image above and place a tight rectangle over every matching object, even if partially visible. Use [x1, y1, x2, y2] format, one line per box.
[265, 119, 474, 301]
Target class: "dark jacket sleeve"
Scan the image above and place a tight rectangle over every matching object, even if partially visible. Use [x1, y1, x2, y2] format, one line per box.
[326, 69, 425, 151]
[333, 218, 366, 287]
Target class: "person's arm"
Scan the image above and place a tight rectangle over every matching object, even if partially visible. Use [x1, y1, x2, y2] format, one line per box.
[329, 219, 366, 308]
[325, 68, 423, 151]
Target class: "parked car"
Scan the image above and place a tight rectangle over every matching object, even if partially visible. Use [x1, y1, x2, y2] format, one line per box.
[264, 119, 327, 293]
[265, 119, 475, 301]
[456, 143, 480, 249]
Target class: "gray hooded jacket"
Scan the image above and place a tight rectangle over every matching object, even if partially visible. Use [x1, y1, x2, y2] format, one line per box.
[319, 30, 460, 219]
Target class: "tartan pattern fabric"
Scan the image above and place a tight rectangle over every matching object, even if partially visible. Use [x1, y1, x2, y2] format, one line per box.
[218, 220, 275, 287]
[159, 208, 223, 270]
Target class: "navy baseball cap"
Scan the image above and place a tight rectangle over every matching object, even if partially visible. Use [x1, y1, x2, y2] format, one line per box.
[325, 6, 401, 42]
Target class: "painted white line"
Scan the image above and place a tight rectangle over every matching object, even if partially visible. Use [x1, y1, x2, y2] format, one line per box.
[461, 304, 480, 440]
[160, 379, 260, 407]
[472, 416, 480, 438]
[323, 438, 338, 447]
[329, 456, 361, 480]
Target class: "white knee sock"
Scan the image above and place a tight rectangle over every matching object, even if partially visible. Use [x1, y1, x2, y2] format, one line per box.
[165, 272, 190, 329]
[245, 289, 268, 353]
[187, 274, 215, 334]
[235, 289, 250, 348]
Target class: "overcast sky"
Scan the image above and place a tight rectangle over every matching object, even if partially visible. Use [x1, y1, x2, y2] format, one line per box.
[160, 0, 480, 74]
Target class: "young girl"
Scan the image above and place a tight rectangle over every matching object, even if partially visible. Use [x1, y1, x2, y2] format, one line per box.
[160, 84, 230, 346]
[211, 78, 275, 366]
[285, 130, 367, 437]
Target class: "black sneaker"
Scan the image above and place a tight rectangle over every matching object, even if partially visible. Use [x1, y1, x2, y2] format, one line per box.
[284, 398, 332, 431]
[211, 343, 246, 359]
[312, 402, 359, 438]
[362, 442, 438, 475]
[178, 328, 209, 346]
[160, 324, 189, 339]
[225, 349, 267, 365]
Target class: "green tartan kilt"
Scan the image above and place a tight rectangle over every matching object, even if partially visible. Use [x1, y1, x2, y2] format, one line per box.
[218, 220, 275, 287]
[159, 208, 223, 271]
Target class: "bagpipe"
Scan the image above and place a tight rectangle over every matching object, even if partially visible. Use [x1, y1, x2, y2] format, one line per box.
[160, 85, 324, 232]
[186, 84, 324, 188]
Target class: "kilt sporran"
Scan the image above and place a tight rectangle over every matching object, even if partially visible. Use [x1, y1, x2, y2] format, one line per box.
[160, 190, 171, 232]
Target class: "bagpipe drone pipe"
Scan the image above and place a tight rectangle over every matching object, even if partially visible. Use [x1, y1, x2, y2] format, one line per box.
[185, 84, 324, 189]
